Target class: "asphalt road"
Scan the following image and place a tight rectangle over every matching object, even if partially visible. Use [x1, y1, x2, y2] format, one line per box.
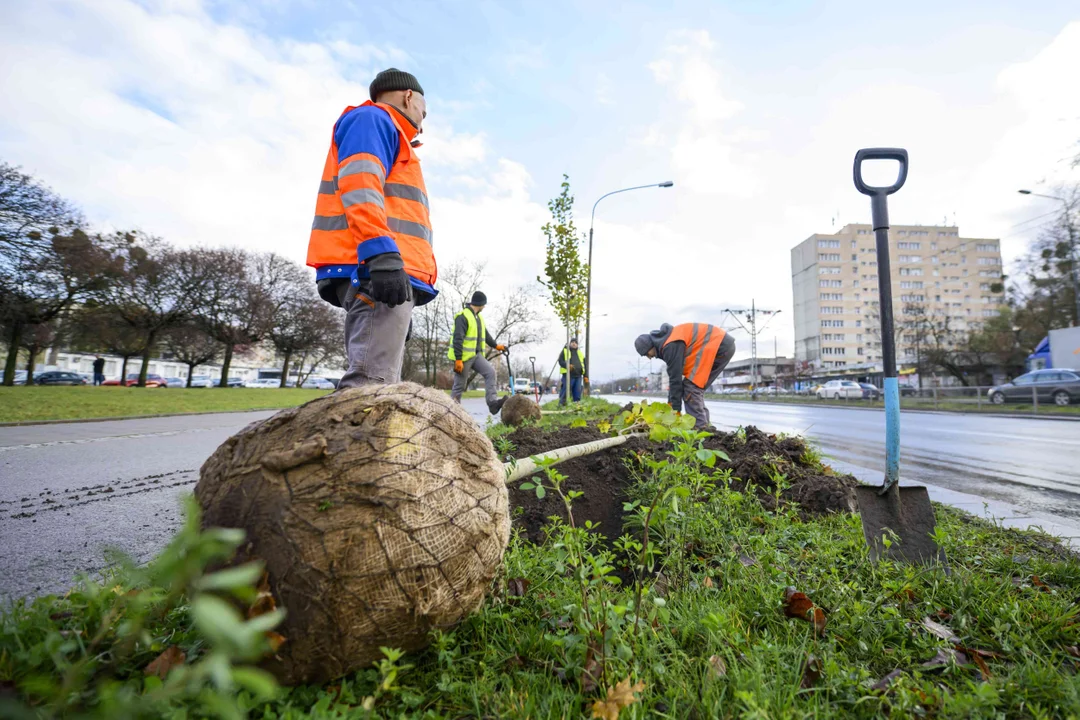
[611, 394, 1080, 524]
[0, 401, 494, 603]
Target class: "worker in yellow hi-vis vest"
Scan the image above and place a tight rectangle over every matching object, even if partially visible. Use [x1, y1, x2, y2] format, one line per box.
[448, 291, 506, 415]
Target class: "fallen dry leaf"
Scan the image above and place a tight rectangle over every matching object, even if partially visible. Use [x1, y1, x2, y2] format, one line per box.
[507, 577, 531, 598]
[582, 641, 605, 693]
[1032, 575, 1050, 592]
[144, 646, 185, 679]
[266, 631, 287, 653]
[784, 587, 827, 635]
[1066, 645, 1080, 658]
[959, 646, 991, 680]
[896, 588, 917, 603]
[921, 647, 969, 670]
[703, 576, 714, 589]
[248, 573, 277, 619]
[738, 555, 757, 567]
[871, 669, 905, 691]
[708, 654, 727, 678]
[800, 654, 823, 689]
[920, 617, 960, 644]
[930, 609, 953, 622]
[591, 678, 646, 720]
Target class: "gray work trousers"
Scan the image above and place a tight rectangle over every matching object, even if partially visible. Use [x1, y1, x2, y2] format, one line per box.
[450, 355, 500, 413]
[683, 333, 736, 431]
[337, 282, 416, 389]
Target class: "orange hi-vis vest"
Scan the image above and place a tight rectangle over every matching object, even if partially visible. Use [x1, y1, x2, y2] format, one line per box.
[307, 101, 437, 289]
[663, 323, 727, 389]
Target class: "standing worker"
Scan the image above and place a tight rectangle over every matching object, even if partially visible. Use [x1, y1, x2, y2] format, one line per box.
[557, 337, 587, 405]
[307, 68, 436, 388]
[634, 322, 735, 430]
[449, 291, 507, 415]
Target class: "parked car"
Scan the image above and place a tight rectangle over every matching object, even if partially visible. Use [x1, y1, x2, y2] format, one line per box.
[34, 371, 86, 386]
[12, 370, 28, 385]
[102, 373, 167, 387]
[186, 374, 214, 388]
[164, 376, 187, 388]
[988, 369, 1080, 406]
[513, 377, 531, 394]
[899, 385, 918, 397]
[816, 380, 863, 399]
[859, 383, 881, 400]
[300, 377, 336, 390]
[244, 379, 281, 388]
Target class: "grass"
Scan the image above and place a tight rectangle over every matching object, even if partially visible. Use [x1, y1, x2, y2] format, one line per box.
[2, 399, 1079, 718]
[0, 386, 331, 424]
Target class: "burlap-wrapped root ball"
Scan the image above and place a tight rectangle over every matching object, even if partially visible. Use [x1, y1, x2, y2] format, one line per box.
[194, 382, 510, 685]
[500, 394, 542, 427]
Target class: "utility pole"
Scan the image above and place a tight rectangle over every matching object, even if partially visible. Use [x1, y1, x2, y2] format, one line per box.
[720, 300, 781, 393]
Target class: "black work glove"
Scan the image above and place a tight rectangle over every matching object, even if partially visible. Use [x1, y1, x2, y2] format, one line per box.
[366, 252, 412, 308]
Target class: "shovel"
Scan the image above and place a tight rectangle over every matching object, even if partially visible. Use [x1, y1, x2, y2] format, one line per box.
[852, 148, 943, 564]
[503, 348, 515, 395]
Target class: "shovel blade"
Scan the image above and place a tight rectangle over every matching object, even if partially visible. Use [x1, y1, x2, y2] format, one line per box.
[856, 484, 943, 564]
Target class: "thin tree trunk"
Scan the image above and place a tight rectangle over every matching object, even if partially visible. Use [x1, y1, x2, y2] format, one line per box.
[137, 330, 156, 387]
[218, 343, 234, 388]
[120, 355, 130, 385]
[3, 323, 22, 386]
[279, 349, 292, 388]
[504, 435, 631, 483]
[186, 362, 197, 388]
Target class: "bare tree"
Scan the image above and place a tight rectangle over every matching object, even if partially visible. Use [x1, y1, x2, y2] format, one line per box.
[164, 323, 220, 387]
[290, 306, 344, 386]
[67, 305, 146, 382]
[97, 234, 215, 387]
[407, 260, 486, 385]
[265, 262, 325, 387]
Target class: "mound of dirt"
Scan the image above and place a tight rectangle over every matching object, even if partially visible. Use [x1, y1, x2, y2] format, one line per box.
[505, 423, 856, 544]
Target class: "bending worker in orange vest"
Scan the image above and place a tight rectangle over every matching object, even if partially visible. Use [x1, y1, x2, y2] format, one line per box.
[307, 68, 435, 388]
[634, 323, 736, 430]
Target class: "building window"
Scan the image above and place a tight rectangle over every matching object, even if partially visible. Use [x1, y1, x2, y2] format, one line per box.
[982, 309, 996, 317]
[900, 294, 925, 302]
[819, 279, 843, 288]
[977, 257, 1000, 265]
[897, 242, 921, 250]
[851, 239, 857, 248]
[900, 281, 924, 289]
[819, 266, 841, 275]
[897, 255, 922, 263]
[899, 267, 923, 276]
[820, 293, 844, 300]
[819, 253, 841, 261]
[976, 243, 997, 252]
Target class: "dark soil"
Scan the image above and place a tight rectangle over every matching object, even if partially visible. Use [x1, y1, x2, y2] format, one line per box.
[505, 424, 857, 544]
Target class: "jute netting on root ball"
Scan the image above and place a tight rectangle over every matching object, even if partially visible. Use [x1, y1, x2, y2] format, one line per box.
[500, 394, 541, 427]
[194, 382, 510, 685]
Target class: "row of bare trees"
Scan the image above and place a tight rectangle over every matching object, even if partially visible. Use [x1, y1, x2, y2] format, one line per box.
[1, 161, 342, 387]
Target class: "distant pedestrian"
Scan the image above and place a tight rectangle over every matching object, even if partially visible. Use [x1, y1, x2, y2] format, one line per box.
[92, 356, 106, 386]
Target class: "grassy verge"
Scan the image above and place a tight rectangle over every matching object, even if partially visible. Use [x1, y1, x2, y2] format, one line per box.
[2, 399, 1078, 717]
[0, 386, 331, 424]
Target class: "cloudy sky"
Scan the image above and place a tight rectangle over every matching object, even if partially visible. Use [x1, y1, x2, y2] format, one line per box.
[2, 0, 1078, 381]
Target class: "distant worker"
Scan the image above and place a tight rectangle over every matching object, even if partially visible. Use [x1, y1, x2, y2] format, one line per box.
[92, 356, 105, 386]
[307, 68, 436, 388]
[557, 337, 587, 405]
[449, 291, 507, 415]
[634, 322, 736, 430]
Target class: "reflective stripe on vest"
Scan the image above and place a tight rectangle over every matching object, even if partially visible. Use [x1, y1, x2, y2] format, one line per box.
[560, 347, 585, 374]
[306, 102, 437, 286]
[447, 309, 486, 362]
[663, 323, 727, 388]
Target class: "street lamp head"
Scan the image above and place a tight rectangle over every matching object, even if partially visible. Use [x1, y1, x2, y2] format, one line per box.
[1018, 189, 1032, 195]
[658, 181, 674, 188]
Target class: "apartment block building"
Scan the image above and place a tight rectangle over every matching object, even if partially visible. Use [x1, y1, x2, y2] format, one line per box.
[791, 224, 1005, 371]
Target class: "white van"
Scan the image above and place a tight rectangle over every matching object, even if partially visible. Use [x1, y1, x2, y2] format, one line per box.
[513, 378, 531, 394]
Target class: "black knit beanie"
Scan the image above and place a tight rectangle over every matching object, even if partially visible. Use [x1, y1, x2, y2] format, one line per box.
[369, 68, 424, 101]
[470, 291, 487, 307]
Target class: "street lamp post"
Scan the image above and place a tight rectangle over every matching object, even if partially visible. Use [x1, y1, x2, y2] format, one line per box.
[1018, 189, 1079, 325]
[585, 181, 673, 396]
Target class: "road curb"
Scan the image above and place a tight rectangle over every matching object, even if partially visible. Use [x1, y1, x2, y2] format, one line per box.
[0, 408, 286, 428]
[604, 393, 1080, 422]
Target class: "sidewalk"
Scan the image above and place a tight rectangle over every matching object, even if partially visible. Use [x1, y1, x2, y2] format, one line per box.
[828, 457, 1080, 550]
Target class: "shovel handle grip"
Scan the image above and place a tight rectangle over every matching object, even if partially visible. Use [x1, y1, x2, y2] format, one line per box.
[853, 148, 908, 197]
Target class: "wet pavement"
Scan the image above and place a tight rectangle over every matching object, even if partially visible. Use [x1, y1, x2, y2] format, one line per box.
[0, 400, 494, 603]
[611, 394, 1080, 538]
